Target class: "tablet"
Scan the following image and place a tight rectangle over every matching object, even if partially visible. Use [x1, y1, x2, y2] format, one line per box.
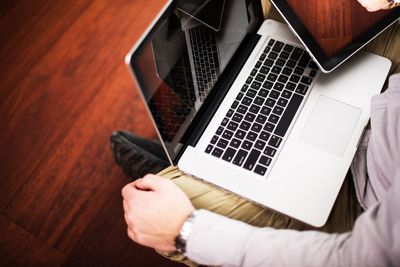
[270, 0, 400, 73]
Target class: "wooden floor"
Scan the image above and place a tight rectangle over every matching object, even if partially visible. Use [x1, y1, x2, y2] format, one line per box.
[0, 0, 182, 266]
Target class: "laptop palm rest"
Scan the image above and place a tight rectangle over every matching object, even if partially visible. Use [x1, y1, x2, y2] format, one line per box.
[300, 95, 362, 157]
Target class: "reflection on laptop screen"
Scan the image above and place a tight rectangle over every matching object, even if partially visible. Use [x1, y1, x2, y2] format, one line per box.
[131, 0, 263, 157]
[286, 0, 394, 57]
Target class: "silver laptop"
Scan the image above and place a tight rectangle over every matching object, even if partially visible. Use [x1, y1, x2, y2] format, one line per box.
[126, 0, 391, 227]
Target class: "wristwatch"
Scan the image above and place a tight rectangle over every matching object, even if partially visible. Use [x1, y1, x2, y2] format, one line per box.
[175, 210, 197, 254]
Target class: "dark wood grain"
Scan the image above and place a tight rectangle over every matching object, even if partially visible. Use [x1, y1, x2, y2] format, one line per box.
[0, 0, 182, 266]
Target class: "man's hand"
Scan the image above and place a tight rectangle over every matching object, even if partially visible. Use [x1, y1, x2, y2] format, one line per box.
[357, 0, 391, 11]
[122, 174, 195, 252]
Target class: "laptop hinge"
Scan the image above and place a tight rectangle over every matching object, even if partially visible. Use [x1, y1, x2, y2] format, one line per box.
[173, 33, 262, 164]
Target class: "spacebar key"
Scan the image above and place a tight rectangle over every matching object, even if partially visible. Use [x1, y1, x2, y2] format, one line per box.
[274, 94, 303, 137]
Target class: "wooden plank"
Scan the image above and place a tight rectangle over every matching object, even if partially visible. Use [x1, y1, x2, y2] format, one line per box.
[0, 0, 165, 211]
[0, 215, 65, 267]
[0, 0, 92, 103]
[63, 178, 182, 267]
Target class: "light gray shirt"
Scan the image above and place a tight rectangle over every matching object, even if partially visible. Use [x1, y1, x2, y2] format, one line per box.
[186, 74, 400, 266]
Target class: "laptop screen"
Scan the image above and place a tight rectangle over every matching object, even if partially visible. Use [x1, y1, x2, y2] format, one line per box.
[129, 0, 263, 160]
[271, 0, 400, 72]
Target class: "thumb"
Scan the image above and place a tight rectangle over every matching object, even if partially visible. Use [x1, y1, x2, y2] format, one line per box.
[134, 174, 163, 191]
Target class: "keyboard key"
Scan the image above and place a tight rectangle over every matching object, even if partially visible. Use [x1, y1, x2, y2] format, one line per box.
[260, 66, 270, 75]
[281, 90, 292, 99]
[243, 149, 261, 170]
[221, 117, 229, 126]
[290, 47, 303, 61]
[231, 100, 239, 109]
[269, 90, 280, 99]
[246, 89, 257, 98]
[205, 144, 213, 154]
[211, 135, 218, 144]
[217, 138, 229, 149]
[301, 76, 313, 85]
[268, 39, 275, 46]
[263, 81, 273, 89]
[276, 58, 286, 67]
[285, 82, 296, 91]
[259, 155, 272, 166]
[274, 93, 303, 137]
[230, 138, 241, 148]
[264, 146, 276, 157]
[272, 41, 284, 52]
[222, 147, 237, 162]
[251, 123, 263, 132]
[271, 66, 282, 74]
[255, 74, 266, 83]
[222, 130, 234, 140]
[294, 67, 304, 75]
[214, 125, 223, 136]
[282, 67, 293, 76]
[309, 60, 319, 70]
[233, 149, 248, 166]
[241, 140, 253, 150]
[268, 114, 280, 124]
[232, 113, 243, 123]
[244, 112, 256, 122]
[267, 73, 278, 82]
[261, 106, 271, 116]
[227, 121, 239, 131]
[255, 61, 262, 68]
[259, 131, 271, 142]
[259, 53, 267, 61]
[246, 131, 258, 141]
[235, 129, 246, 139]
[258, 89, 269, 98]
[289, 74, 300, 83]
[264, 122, 275, 132]
[236, 92, 244, 101]
[273, 82, 284, 91]
[212, 147, 224, 158]
[268, 135, 282, 148]
[279, 51, 290, 60]
[268, 52, 278, 60]
[286, 60, 296, 68]
[241, 97, 252, 106]
[264, 59, 274, 67]
[254, 140, 266, 150]
[237, 104, 248, 114]
[250, 104, 261, 113]
[254, 165, 267, 175]
[251, 81, 262, 90]
[239, 120, 251, 131]
[278, 75, 289, 83]
[296, 84, 309, 95]
[246, 76, 253, 84]
[255, 114, 267, 124]
[226, 109, 234, 118]
[265, 98, 276, 107]
[283, 44, 294, 52]
[273, 106, 284, 115]
[254, 96, 265, 106]
[277, 97, 288, 107]
[241, 84, 249, 92]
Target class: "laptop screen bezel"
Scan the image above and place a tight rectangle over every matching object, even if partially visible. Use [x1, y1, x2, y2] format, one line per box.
[269, 0, 400, 73]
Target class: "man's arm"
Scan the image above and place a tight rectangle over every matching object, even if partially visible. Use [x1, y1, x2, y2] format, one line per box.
[186, 172, 400, 266]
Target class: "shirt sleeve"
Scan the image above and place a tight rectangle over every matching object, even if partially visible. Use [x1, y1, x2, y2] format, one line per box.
[185, 168, 400, 267]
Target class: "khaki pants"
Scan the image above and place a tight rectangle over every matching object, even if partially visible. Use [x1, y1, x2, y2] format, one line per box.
[158, 2, 400, 265]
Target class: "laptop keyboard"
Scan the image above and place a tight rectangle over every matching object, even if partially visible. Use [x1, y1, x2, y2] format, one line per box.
[205, 38, 319, 176]
[189, 26, 220, 101]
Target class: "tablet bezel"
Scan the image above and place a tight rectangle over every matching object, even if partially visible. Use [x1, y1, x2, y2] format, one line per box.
[269, 0, 400, 73]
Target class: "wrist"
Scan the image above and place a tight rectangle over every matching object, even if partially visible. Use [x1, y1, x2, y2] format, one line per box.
[175, 210, 197, 254]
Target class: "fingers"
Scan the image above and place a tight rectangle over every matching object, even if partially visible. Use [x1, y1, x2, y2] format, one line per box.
[133, 174, 164, 191]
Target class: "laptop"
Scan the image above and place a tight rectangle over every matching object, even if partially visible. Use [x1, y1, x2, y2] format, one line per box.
[126, 0, 391, 227]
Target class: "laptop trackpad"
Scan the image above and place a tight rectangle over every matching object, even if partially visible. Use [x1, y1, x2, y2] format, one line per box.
[300, 95, 362, 157]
